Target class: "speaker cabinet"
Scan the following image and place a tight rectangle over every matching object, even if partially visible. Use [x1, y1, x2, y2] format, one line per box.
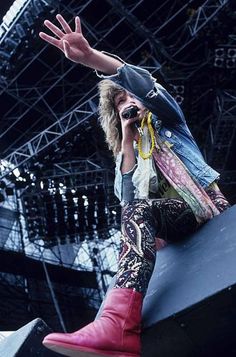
[142, 205, 236, 356]
[0, 318, 61, 357]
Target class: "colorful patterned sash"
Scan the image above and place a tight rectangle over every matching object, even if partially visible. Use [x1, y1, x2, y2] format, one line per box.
[152, 135, 220, 224]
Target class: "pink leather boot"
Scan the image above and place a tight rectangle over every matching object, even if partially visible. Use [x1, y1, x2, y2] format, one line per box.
[43, 288, 142, 357]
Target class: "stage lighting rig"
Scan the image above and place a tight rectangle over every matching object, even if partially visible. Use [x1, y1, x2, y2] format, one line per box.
[214, 45, 236, 69]
[0, 0, 59, 80]
[169, 83, 185, 106]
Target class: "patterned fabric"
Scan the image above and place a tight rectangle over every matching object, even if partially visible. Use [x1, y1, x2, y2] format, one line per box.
[152, 134, 220, 223]
[114, 198, 199, 294]
[205, 184, 231, 213]
[114, 188, 230, 293]
[114, 116, 230, 295]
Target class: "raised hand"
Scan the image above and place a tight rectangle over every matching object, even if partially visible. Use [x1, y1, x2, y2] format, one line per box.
[39, 15, 93, 64]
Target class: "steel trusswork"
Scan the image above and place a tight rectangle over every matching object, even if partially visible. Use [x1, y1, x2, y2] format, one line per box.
[0, 0, 235, 331]
[188, 0, 229, 37]
[0, 0, 233, 176]
[204, 90, 236, 171]
[21, 157, 120, 246]
[0, 97, 98, 178]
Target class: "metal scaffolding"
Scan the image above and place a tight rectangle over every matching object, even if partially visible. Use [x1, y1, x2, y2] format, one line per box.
[188, 0, 229, 37]
[1, 0, 231, 177]
[0, 0, 235, 330]
[204, 90, 236, 171]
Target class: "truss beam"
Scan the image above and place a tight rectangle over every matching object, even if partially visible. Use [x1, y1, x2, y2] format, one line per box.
[204, 90, 236, 170]
[0, 96, 98, 178]
[188, 0, 229, 37]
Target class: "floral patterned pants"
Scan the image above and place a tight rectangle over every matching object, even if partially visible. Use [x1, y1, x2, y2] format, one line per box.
[114, 189, 230, 294]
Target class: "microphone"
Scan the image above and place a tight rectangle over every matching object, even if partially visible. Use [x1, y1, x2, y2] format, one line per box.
[121, 106, 143, 136]
[122, 105, 139, 119]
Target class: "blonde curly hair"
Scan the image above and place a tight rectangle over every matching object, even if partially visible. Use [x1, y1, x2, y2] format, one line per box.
[98, 79, 125, 158]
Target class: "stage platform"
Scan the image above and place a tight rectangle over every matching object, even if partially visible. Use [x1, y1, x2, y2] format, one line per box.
[1, 205, 236, 356]
[142, 204, 236, 356]
[0, 318, 61, 356]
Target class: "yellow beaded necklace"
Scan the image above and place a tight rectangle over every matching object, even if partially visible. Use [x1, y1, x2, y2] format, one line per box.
[137, 112, 155, 159]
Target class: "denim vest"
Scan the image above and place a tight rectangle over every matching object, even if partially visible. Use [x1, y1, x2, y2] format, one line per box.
[97, 62, 219, 203]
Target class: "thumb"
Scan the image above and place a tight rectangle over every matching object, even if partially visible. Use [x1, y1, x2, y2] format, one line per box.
[63, 40, 70, 58]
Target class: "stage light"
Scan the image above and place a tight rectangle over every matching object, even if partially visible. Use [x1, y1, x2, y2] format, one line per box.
[15, 23, 26, 38]
[215, 48, 225, 58]
[2, 0, 29, 28]
[86, 187, 96, 227]
[21, 171, 118, 245]
[65, 189, 76, 243]
[76, 189, 86, 240]
[44, 191, 57, 247]
[227, 48, 236, 58]
[226, 58, 236, 68]
[23, 194, 44, 242]
[13, 167, 21, 177]
[0, 0, 59, 83]
[213, 47, 236, 69]
[0, 50, 11, 60]
[176, 94, 184, 103]
[23, 11, 34, 26]
[225, 47, 236, 68]
[54, 189, 67, 244]
[32, 0, 44, 16]
[5, 37, 19, 53]
[170, 84, 185, 105]
[96, 186, 107, 231]
[214, 57, 224, 68]
[175, 85, 184, 94]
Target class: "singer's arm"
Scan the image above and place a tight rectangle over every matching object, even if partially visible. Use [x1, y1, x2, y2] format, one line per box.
[120, 116, 137, 174]
[40, 15, 138, 202]
[114, 148, 137, 203]
[39, 14, 183, 126]
[116, 106, 140, 203]
[121, 142, 136, 174]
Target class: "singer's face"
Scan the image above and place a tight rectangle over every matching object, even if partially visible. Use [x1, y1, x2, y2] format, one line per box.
[114, 91, 146, 120]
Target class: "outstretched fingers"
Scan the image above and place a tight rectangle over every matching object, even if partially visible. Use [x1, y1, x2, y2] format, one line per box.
[43, 19, 64, 38]
[56, 14, 72, 34]
[39, 31, 61, 49]
[75, 16, 82, 33]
